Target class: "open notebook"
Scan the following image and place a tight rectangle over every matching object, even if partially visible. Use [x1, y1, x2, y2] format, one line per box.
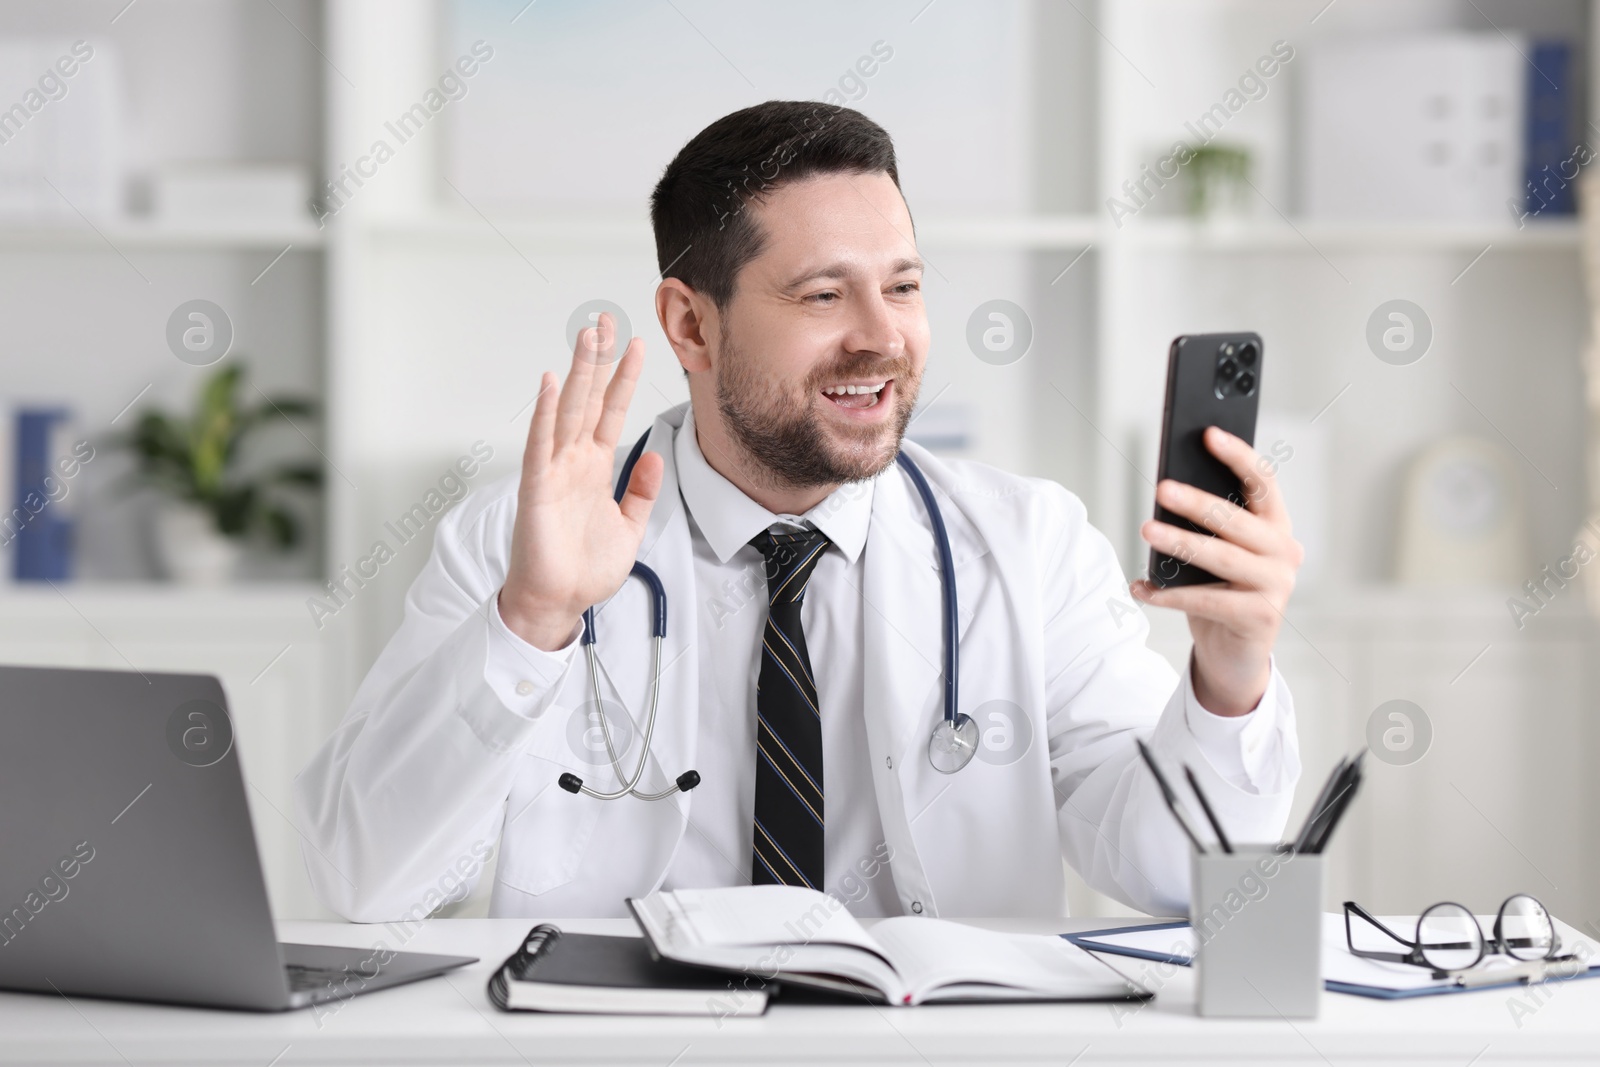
[1067, 914, 1600, 999]
[626, 885, 1149, 1006]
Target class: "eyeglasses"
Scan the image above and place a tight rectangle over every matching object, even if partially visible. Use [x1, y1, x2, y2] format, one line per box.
[1343, 895, 1583, 986]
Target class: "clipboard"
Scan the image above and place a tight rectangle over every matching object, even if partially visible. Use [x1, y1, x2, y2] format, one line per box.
[1063, 916, 1600, 1000]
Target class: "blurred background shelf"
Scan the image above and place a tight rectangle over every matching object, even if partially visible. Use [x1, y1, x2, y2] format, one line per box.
[0, 580, 323, 613]
[355, 211, 1110, 250]
[354, 212, 1581, 252]
[0, 221, 327, 250]
[1108, 218, 1583, 251]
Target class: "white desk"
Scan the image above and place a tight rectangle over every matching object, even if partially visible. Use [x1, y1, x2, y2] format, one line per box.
[3, 916, 1597, 1066]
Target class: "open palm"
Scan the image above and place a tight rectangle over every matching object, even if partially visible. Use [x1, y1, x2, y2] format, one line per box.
[498, 313, 663, 650]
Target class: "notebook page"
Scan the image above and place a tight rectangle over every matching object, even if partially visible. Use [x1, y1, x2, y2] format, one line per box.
[647, 886, 887, 955]
[871, 917, 1136, 1003]
[633, 887, 906, 1000]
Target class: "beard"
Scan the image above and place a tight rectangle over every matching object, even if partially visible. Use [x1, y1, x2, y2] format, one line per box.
[714, 326, 921, 492]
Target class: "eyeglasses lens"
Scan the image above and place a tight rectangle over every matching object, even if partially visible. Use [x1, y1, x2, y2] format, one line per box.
[1498, 894, 1555, 961]
[1418, 903, 1483, 972]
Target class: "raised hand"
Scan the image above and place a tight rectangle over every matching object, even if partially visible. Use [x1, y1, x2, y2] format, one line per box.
[497, 313, 663, 651]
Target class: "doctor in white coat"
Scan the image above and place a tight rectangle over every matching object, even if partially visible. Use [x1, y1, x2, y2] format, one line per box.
[294, 101, 1305, 923]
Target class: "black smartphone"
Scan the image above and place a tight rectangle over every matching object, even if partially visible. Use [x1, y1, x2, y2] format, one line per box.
[1148, 332, 1262, 588]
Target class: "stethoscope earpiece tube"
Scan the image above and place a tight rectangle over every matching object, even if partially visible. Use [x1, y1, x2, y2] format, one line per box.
[629, 562, 668, 638]
[893, 454, 973, 774]
[580, 431, 656, 648]
[563, 432, 688, 802]
[570, 432, 970, 801]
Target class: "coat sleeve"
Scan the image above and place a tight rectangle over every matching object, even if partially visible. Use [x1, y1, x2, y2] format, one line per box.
[1037, 481, 1301, 917]
[291, 476, 582, 922]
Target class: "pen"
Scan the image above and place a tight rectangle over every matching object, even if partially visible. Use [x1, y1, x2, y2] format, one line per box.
[1289, 756, 1348, 853]
[1296, 763, 1353, 854]
[1135, 739, 1207, 854]
[1305, 756, 1348, 824]
[1306, 751, 1364, 853]
[1183, 764, 1233, 854]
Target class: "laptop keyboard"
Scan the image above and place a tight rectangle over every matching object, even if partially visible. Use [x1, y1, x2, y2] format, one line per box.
[285, 962, 360, 993]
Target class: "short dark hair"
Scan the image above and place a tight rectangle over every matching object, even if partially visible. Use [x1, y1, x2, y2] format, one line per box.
[649, 100, 905, 313]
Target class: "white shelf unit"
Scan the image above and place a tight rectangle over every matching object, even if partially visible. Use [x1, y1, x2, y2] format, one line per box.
[360, 211, 1582, 252]
[0, 222, 327, 249]
[0, 0, 339, 916]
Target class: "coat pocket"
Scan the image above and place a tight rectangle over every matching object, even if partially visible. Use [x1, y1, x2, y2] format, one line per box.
[494, 754, 603, 896]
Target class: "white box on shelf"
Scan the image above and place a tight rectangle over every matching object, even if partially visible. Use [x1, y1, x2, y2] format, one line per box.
[1303, 33, 1525, 222]
[0, 38, 122, 221]
[151, 165, 310, 224]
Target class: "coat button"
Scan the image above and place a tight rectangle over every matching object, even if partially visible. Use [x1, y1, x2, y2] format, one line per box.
[885, 756, 893, 769]
[515, 680, 535, 696]
[911, 901, 923, 914]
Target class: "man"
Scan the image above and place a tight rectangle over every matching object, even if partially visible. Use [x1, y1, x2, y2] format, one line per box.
[294, 101, 1303, 923]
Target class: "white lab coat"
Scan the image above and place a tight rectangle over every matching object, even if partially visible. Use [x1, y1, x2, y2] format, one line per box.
[294, 401, 1299, 922]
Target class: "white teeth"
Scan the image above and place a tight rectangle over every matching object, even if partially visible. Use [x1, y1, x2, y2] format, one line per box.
[823, 382, 886, 396]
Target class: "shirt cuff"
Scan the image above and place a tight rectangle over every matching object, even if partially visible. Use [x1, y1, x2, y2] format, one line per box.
[483, 592, 582, 717]
[1181, 653, 1281, 793]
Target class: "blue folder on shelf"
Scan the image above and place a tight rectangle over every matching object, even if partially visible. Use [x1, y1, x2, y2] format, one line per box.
[1064, 915, 1600, 1000]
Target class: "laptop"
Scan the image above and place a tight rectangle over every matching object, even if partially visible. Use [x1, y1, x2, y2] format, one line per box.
[0, 664, 476, 1010]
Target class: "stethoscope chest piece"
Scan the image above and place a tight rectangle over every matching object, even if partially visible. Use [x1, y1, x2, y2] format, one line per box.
[928, 712, 978, 774]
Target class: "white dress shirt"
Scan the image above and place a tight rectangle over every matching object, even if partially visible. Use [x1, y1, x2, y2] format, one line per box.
[481, 408, 1284, 917]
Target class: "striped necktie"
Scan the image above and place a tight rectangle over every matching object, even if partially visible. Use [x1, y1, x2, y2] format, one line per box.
[748, 527, 831, 890]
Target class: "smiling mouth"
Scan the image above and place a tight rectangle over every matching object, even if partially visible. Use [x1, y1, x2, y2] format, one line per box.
[820, 379, 890, 412]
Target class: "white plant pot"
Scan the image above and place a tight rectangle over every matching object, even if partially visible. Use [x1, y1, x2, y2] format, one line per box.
[155, 503, 243, 585]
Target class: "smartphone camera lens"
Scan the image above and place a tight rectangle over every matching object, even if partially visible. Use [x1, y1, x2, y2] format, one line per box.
[1237, 342, 1258, 367]
[1218, 358, 1239, 380]
[1236, 371, 1256, 395]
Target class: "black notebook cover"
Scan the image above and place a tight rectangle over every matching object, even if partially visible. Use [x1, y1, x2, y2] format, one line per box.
[487, 924, 772, 1016]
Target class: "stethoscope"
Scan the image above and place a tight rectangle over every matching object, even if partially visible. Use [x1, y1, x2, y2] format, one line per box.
[556, 429, 978, 802]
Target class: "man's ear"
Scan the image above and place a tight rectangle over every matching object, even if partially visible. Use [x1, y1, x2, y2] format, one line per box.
[656, 278, 716, 373]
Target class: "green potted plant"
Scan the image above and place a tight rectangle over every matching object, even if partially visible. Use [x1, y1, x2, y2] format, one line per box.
[1184, 143, 1253, 219]
[113, 363, 322, 584]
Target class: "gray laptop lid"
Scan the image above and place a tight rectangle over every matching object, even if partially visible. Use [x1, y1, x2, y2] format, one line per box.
[0, 664, 292, 1009]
